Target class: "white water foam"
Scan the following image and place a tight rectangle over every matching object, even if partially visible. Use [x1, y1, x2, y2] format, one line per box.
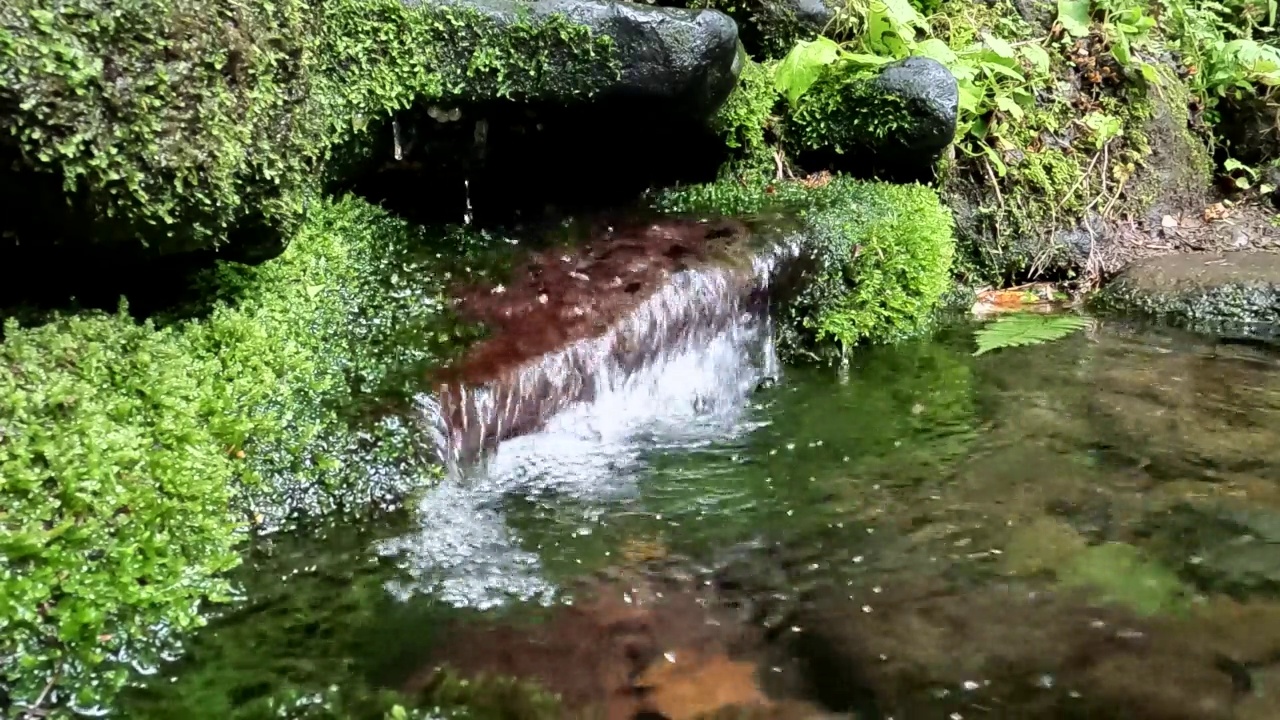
[377, 235, 800, 609]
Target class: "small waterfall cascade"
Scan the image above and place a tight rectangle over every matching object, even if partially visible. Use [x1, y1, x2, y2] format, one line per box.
[379, 216, 805, 608]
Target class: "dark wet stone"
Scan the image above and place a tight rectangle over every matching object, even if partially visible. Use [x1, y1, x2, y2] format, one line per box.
[420, 0, 742, 119]
[783, 580, 1243, 719]
[872, 57, 960, 163]
[1086, 331, 1280, 482]
[1095, 251, 1280, 336]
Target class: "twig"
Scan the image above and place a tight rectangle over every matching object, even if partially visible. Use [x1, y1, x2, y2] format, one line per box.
[983, 157, 1005, 242]
[1056, 148, 1102, 213]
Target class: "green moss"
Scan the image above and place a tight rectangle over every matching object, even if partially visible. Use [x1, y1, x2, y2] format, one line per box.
[691, 0, 828, 59]
[784, 63, 914, 157]
[0, 0, 617, 256]
[0, 195, 476, 712]
[709, 54, 779, 172]
[654, 175, 956, 358]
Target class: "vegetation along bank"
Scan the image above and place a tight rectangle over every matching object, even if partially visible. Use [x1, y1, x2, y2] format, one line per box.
[4, 0, 1280, 714]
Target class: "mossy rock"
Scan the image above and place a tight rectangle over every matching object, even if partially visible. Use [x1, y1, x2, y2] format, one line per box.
[652, 174, 956, 359]
[0, 195, 479, 713]
[687, 0, 836, 60]
[1093, 250, 1280, 335]
[944, 63, 1217, 284]
[784, 56, 961, 182]
[0, 0, 621, 260]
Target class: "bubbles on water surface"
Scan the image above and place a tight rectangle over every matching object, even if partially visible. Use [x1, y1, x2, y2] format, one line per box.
[378, 246, 794, 609]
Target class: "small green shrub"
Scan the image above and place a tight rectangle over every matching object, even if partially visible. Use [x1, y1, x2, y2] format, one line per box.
[654, 175, 956, 356]
[0, 195, 464, 713]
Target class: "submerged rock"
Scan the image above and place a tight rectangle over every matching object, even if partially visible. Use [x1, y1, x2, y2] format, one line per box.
[1095, 251, 1280, 335]
[783, 580, 1245, 719]
[785, 56, 960, 181]
[423, 0, 742, 118]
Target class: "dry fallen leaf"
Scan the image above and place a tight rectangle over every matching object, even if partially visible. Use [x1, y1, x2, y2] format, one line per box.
[635, 648, 769, 720]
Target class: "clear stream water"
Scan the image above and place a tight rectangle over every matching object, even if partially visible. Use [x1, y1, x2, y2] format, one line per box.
[117, 283, 1280, 717]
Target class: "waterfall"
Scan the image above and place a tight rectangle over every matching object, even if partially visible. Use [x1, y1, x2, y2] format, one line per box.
[379, 218, 805, 608]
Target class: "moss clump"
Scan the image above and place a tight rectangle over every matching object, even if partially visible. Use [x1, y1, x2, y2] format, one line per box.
[0, 0, 616, 256]
[785, 64, 915, 157]
[654, 175, 956, 357]
[709, 54, 779, 172]
[0, 195, 469, 712]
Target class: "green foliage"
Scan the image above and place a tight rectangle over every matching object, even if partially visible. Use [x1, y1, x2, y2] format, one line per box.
[972, 312, 1089, 355]
[0, 0, 617, 255]
[1162, 0, 1280, 121]
[0, 195, 465, 713]
[654, 175, 956, 355]
[0, 312, 243, 713]
[710, 54, 779, 169]
[775, 0, 1052, 163]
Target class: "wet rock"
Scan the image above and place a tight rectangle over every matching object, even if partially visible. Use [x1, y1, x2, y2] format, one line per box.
[1095, 251, 1280, 336]
[704, 0, 837, 59]
[1087, 330, 1280, 481]
[786, 56, 960, 181]
[783, 580, 1244, 719]
[1145, 501, 1280, 599]
[423, 0, 742, 118]
[429, 216, 801, 464]
[872, 57, 961, 163]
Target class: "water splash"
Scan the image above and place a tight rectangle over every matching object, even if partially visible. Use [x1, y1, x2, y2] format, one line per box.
[378, 226, 803, 609]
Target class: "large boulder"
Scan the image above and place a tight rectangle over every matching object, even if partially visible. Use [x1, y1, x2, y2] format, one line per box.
[784, 56, 960, 181]
[422, 0, 743, 118]
[1094, 251, 1280, 335]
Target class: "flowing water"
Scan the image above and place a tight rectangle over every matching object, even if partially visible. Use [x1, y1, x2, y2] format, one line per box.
[117, 221, 1280, 719]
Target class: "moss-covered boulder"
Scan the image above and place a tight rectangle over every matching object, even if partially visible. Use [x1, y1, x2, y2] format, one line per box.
[1, 0, 745, 262]
[785, 56, 960, 181]
[1093, 250, 1280, 335]
[0, 195, 474, 714]
[691, 0, 837, 60]
[652, 174, 956, 359]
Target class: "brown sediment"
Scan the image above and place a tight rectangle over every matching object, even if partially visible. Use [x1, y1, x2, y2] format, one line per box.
[425, 216, 799, 465]
[402, 569, 824, 720]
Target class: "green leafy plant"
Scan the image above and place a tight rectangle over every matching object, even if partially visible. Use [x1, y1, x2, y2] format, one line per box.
[654, 175, 956, 356]
[774, 0, 1051, 172]
[973, 312, 1090, 355]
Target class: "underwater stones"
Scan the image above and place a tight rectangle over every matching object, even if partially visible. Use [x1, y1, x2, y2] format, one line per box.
[784, 581, 1242, 719]
[1086, 330, 1280, 482]
[786, 56, 959, 181]
[1096, 251, 1280, 335]
[423, 0, 742, 118]
[1146, 502, 1280, 599]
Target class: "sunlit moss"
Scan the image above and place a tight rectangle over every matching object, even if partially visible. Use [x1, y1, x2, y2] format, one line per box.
[654, 175, 956, 358]
[0, 0, 616, 255]
[0, 195, 473, 712]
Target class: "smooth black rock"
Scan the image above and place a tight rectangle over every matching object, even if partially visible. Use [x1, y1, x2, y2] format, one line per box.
[419, 0, 743, 118]
[873, 56, 960, 163]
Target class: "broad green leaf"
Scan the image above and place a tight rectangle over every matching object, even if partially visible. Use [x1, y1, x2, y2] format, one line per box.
[1056, 0, 1092, 37]
[1110, 30, 1131, 66]
[774, 37, 841, 106]
[843, 51, 896, 67]
[1019, 43, 1051, 76]
[1138, 62, 1161, 85]
[1083, 112, 1122, 147]
[982, 32, 1017, 60]
[995, 95, 1024, 119]
[914, 37, 958, 65]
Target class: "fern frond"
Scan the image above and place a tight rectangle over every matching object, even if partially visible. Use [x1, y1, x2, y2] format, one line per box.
[973, 312, 1090, 355]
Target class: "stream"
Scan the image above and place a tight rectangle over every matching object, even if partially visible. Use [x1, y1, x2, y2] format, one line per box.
[117, 219, 1280, 719]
